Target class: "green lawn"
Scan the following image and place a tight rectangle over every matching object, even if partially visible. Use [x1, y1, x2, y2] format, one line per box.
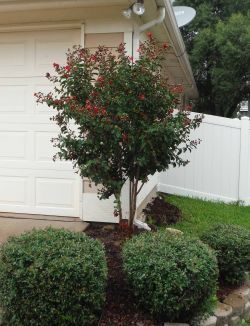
[163, 195, 250, 237]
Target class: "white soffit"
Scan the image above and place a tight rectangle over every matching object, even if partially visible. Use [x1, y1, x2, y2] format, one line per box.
[0, 0, 129, 11]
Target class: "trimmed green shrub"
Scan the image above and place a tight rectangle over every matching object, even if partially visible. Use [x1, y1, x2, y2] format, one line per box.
[0, 228, 107, 326]
[122, 231, 218, 323]
[201, 223, 250, 286]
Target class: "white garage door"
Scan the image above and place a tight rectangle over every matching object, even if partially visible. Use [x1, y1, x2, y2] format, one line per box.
[0, 28, 82, 217]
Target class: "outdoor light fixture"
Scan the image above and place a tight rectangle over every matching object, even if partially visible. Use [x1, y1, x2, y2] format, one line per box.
[122, 0, 145, 19]
[122, 7, 132, 19]
[132, 0, 145, 16]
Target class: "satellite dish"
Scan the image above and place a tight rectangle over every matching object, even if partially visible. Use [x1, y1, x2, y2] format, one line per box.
[173, 6, 196, 28]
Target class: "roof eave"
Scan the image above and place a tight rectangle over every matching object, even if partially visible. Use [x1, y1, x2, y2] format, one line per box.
[157, 0, 198, 99]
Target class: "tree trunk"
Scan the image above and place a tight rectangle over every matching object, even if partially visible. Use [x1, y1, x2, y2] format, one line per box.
[114, 192, 122, 224]
[128, 179, 139, 231]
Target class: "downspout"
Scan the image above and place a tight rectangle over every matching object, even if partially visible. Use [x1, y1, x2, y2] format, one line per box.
[132, 7, 166, 231]
[139, 7, 166, 33]
[133, 7, 166, 60]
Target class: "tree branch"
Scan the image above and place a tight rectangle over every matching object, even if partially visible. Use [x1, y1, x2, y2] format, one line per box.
[136, 182, 145, 196]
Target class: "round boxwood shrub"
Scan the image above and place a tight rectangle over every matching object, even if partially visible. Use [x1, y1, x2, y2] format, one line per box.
[0, 228, 107, 326]
[201, 223, 250, 286]
[122, 231, 218, 323]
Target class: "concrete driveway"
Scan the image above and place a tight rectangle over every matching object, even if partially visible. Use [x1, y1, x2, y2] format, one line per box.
[0, 212, 89, 243]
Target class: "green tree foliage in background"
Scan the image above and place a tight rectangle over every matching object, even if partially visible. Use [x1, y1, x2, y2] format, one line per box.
[175, 0, 250, 117]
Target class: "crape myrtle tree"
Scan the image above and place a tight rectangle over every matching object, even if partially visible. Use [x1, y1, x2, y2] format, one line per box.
[35, 33, 202, 231]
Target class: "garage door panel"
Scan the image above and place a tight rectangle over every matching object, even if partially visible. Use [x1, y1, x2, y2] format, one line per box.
[0, 42, 26, 66]
[0, 39, 33, 77]
[0, 175, 29, 205]
[0, 120, 61, 131]
[0, 129, 72, 169]
[0, 28, 81, 217]
[0, 116, 52, 125]
[0, 131, 28, 160]
[0, 168, 80, 216]
[35, 131, 59, 162]
[36, 41, 72, 70]
[36, 178, 74, 208]
[0, 81, 53, 116]
[0, 85, 28, 113]
[0, 160, 74, 171]
[34, 29, 80, 75]
[34, 84, 54, 115]
[0, 122, 78, 134]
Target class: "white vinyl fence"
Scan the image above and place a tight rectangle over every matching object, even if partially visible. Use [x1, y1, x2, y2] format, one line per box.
[159, 114, 250, 205]
[83, 114, 250, 222]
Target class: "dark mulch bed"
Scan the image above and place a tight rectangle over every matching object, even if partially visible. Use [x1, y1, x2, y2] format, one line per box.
[85, 223, 162, 326]
[143, 196, 181, 226]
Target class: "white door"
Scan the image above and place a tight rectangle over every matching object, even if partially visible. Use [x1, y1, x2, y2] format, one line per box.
[0, 28, 82, 217]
